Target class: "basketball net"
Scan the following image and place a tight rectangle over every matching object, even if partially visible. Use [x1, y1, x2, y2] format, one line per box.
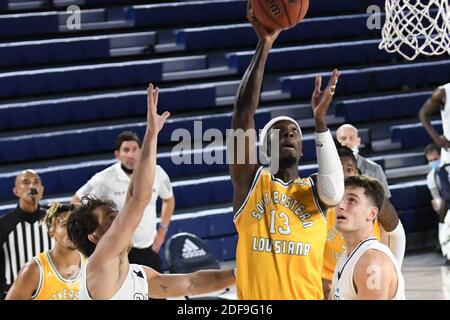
[379, 0, 450, 61]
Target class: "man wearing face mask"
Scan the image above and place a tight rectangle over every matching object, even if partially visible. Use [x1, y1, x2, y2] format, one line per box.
[0, 170, 54, 299]
[425, 143, 450, 265]
[336, 124, 406, 267]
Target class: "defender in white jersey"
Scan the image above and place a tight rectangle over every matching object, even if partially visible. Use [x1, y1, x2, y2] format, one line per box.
[79, 263, 149, 300]
[331, 175, 405, 300]
[419, 83, 450, 164]
[419, 83, 450, 264]
[67, 84, 235, 300]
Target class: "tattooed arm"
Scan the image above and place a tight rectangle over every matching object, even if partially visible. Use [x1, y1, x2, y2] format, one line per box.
[144, 267, 235, 298]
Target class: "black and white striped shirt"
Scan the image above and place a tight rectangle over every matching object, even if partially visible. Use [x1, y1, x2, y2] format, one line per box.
[0, 205, 54, 298]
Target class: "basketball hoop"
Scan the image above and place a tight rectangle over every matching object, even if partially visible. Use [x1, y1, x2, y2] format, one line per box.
[379, 0, 450, 61]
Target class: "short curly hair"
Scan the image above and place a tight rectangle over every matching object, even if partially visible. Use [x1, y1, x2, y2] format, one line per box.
[42, 202, 77, 230]
[337, 145, 357, 165]
[344, 175, 385, 211]
[66, 195, 117, 257]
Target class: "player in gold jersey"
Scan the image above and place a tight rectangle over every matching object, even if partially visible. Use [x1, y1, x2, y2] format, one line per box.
[6, 203, 84, 300]
[229, 4, 344, 300]
[322, 146, 400, 298]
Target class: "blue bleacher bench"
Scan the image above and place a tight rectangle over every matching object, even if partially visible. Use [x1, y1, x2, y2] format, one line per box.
[391, 120, 442, 149]
[281, 60, 450, 100]
[0, 60, 163, 98]
[0, 11, 59, 37]
[335, 91, 431, 123]
[176, 14, 379, 51]
[0, 85, 215, 130]
[228, 39, 393, 74]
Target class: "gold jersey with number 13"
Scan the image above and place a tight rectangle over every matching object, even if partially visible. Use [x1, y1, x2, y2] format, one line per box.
[234, 167, 327, 300]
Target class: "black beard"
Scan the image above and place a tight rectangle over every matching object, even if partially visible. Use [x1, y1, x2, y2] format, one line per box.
[121, 164, 133, 175]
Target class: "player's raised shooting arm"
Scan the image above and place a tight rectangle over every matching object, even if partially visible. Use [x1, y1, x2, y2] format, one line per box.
[311, 70, 344, 208]
[95, 84, 170, 258]
[229, 40, 267, 204]
[419, 88, 448, 148]
[229, 4, 280, 210]
[145, 267, 235, 299]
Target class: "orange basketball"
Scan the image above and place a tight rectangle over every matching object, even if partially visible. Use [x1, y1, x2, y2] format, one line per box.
[250, 0, 310, 31]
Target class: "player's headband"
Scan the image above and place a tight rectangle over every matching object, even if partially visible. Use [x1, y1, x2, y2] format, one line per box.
[259, 116, 302, 159]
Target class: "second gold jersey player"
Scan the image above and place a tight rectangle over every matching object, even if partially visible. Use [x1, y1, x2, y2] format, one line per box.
[6, 203, 85, 300]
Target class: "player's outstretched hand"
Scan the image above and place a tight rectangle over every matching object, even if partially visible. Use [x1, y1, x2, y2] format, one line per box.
[311, 69, 340, 121]
[147, 83, 170, 136]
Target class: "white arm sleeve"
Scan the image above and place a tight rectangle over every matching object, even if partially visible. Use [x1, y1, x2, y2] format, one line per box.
[315, 130, 345, 206]
[380, 221, 406, 267]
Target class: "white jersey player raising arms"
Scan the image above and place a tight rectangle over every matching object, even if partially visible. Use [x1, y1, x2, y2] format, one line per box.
[67, 83, 235, 300]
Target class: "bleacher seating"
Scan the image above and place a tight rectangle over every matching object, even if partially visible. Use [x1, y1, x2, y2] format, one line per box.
[335, 91, 431, 122]
[0, 38, 109, 67]
[176, 14, 380, 51]
[0, 60, 164, 98]
[130, 0, 248, 28]
[391, 120, 443, 149]
[0, 85, 215, 130]
[0, 119, 320, 163]
[391, 182, 438, 234]
[282, 60, 450, 99]
[0, 11, 59, 37]
[0, 32, 157, 67]
[131, 0, 385, 29]
[228, 39, 395, 73]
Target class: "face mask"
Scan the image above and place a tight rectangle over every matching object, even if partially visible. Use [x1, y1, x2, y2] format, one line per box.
[429, 159, 441, 171]
[121, 164, 133, 175]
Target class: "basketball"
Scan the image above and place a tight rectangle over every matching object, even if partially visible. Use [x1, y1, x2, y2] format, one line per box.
[250, 0, 310, 31]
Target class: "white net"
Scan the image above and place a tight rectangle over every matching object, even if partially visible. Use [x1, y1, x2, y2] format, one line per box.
[379, 0, 450, 60]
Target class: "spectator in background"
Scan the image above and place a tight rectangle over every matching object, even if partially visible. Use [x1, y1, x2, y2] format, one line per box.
[71, 131, 175, 274]
[336, 124, 391, 197]
[0, 170, 53, 299]
[425, 143, 450, 265]
[336, 124, 406, 267]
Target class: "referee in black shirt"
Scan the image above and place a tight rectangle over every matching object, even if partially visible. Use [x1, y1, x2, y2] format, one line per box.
[0, 170, 53, 299]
